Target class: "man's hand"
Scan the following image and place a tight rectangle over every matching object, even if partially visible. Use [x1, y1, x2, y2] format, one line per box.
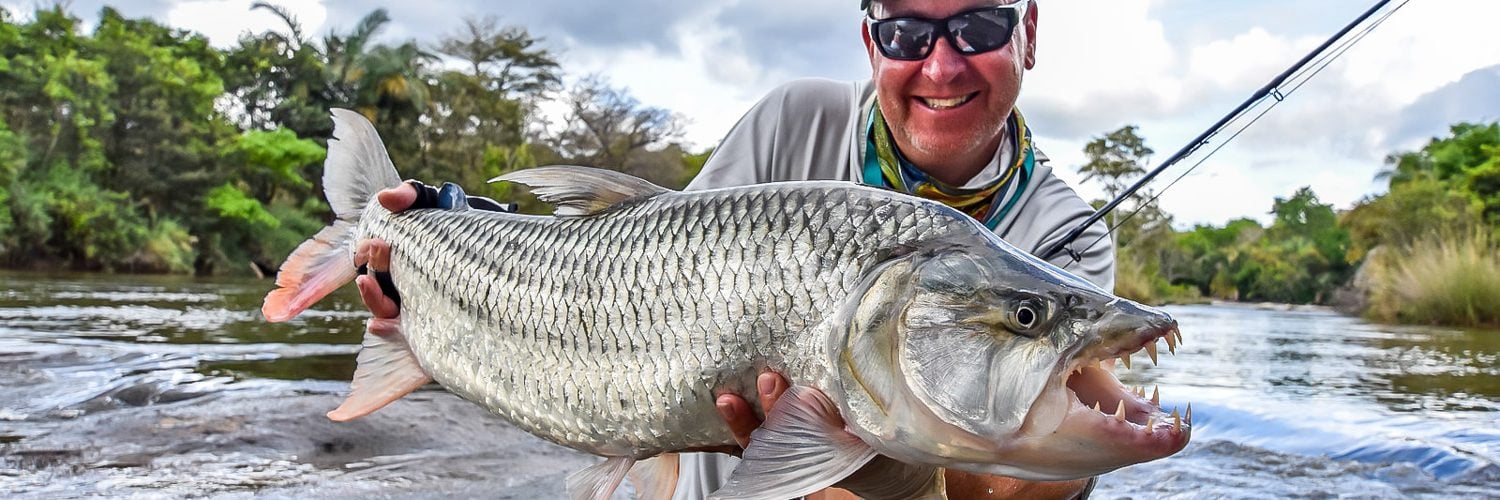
[714, 372, 1094, 500]
[354, 183, 419, 318]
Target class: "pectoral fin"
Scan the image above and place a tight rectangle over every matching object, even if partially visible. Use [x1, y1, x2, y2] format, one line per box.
[834, 456, 947, 500]
[709, 386, 878, 500]
[327, 317, 432, 421]
[567, 456, 634, 500]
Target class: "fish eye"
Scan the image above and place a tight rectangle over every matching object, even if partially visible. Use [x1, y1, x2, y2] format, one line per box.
[1004, 297, 1049, 337]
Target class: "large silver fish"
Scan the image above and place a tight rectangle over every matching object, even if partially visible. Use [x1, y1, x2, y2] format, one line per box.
[263, 110, 1190, 499]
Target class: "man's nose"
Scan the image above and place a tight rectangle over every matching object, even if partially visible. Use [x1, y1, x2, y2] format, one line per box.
[921, 36, 968, 84]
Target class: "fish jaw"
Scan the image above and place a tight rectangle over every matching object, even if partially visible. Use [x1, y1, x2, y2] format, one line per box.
[968, 309, 1191, 479]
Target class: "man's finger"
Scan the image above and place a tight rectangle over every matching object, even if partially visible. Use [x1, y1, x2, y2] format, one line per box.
[377, 183, 418, 212]
[716, 393, 759, 449]
[357, 274, 399, 319]
[757, 371, 788, 415]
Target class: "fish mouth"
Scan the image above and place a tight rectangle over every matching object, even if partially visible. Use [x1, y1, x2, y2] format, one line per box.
[1046, 319, 1191, 460]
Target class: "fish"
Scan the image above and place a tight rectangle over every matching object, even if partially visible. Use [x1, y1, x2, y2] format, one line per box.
[262, 109, 1190, 500]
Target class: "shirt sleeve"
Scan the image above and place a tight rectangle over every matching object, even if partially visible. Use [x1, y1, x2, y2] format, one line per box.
[686, 79, 864, 190]
[1001, 164, 1116, 291]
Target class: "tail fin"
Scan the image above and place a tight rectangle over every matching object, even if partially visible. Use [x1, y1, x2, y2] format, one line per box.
[262, 109, 402, 322]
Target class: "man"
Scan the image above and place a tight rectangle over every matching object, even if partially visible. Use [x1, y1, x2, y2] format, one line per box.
[354, 0, 1110, 497]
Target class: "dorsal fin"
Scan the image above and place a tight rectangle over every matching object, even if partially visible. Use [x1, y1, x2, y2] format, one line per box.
[490, 165, 670, 217]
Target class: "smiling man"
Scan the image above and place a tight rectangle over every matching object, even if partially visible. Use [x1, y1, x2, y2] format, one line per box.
[354, 0, 1113, 497]
[680, 0, 1113, 498]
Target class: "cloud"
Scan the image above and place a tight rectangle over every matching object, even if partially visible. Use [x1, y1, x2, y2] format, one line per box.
[1388, 64, 1500, 150]
[165, 0, 327, 48]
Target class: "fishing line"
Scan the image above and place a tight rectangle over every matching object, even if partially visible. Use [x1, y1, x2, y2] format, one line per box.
[1083, 0, 1409, 250]
[1048, 0, 1410, 269]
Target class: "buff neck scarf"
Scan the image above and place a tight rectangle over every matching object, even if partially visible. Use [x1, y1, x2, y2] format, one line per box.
[861, 104, 1034, 230]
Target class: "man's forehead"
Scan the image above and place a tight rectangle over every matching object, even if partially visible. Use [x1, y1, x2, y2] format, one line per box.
[867, 0, 1020, 16]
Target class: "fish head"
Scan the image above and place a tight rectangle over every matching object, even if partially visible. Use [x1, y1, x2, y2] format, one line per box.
[832, 241, 1188, 480]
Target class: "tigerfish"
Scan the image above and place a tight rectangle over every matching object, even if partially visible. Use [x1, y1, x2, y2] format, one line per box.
[263, 109, 1190, 500]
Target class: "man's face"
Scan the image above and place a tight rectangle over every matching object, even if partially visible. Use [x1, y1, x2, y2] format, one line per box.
[863, 0, 1037, 175]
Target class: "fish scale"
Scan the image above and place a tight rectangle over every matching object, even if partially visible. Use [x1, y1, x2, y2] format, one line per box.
[357, 186, 967, 456]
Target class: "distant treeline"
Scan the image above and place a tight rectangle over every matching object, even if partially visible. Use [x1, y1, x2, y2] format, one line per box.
[1089, 123, 1500, 327]
[0, 6, 707, 275]
[3, 7, 1496, 327]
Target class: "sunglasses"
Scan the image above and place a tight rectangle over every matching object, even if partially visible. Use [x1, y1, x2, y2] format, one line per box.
[867, 2, 1028, 61]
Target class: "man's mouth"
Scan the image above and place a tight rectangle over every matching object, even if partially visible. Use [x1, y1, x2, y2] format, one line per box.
[1061, 322, 1191, 444]
[917, 92, 979, 110]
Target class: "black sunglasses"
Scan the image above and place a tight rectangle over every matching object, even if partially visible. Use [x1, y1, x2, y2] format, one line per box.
[867, 2, 1027, 61]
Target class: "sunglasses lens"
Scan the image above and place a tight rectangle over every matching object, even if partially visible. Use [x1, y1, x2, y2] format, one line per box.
[874, 19, 936, 60]
[949, 9, 1017, 54]
[872, 6, 1020, 60]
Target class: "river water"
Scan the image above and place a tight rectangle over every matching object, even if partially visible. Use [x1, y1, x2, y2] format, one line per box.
[1, 271, 1496, 498]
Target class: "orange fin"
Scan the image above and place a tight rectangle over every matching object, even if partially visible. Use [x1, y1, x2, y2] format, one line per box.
[327, 317, 431, 421]
[263, 109, 402, 323]
[262, 222, 358, 322]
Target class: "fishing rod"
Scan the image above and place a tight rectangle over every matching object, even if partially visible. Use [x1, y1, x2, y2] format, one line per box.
[1038, 0, 1398, 263]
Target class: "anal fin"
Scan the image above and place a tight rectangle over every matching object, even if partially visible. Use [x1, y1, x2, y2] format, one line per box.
[709, 386, 878, 500]
[568, 456, 635, 500]
[628, 453, 680, 500]
[327, 317, 432, 421]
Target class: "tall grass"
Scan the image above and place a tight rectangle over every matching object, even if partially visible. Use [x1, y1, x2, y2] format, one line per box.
[1366, 231, 1500, 327]
[1113, 246, 1204, 306]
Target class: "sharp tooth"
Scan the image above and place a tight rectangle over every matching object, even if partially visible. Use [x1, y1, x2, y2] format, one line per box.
[1164, 332, 1177, 354]
[1187, 403, 1193, 424]
[1172, 408, 1181, 432]
[1093, 401, 1102, 413]
[1176, 329, 1184, 345]
[1145, 414, 1154, 431]
[1120, 352, 1132, 370]
[1151, 386, 1160, 406]
[1114, 400, 1127, 422]
[1145, 342, 1159, 365]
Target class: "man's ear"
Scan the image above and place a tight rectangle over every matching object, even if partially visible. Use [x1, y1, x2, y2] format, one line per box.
[1023, 0, 1039, 69]
[861, 20, 877, 63]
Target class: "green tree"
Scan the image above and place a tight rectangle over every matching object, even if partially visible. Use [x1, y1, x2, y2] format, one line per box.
[1078, 125, 1153, 201]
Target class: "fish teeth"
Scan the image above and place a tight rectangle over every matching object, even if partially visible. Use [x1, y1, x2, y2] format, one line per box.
[1187, 403, 1193, 425]
[1144, 414, 1154, 432]
[1171, 408, 1181, 432]
[1114, 400, 1126, 422]
[1093, 401, 1102, 413]
[1145, 342, 1159, 366]
[1164, 331, 1178, 354]
[1151, 386, 1160, 406]
[1119, 352, 1132, 370]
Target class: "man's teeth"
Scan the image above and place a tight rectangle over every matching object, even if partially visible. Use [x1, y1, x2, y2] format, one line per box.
[922, 95, 972, 109]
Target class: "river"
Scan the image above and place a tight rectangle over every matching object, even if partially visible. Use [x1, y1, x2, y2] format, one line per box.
[1, 271, 1496, 498]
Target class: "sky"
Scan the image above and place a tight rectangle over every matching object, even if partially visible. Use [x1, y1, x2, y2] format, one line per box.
[5, 0, 1498, 227]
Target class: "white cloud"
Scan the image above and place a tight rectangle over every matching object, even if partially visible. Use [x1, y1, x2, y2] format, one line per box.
[164, 0, 327, 48]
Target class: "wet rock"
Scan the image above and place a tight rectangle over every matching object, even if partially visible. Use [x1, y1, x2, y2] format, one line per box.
[0, 386, 608, 498]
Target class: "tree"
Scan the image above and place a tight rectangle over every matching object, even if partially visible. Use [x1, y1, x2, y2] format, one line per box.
[1078, 125, 1154, 201]
[545, 75, 685, 173]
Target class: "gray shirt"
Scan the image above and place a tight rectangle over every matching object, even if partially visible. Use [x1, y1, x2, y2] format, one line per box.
[673, 78, 1114, 499]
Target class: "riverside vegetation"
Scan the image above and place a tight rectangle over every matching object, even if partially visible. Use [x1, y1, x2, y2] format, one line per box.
[2, 7, 1496, 327]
